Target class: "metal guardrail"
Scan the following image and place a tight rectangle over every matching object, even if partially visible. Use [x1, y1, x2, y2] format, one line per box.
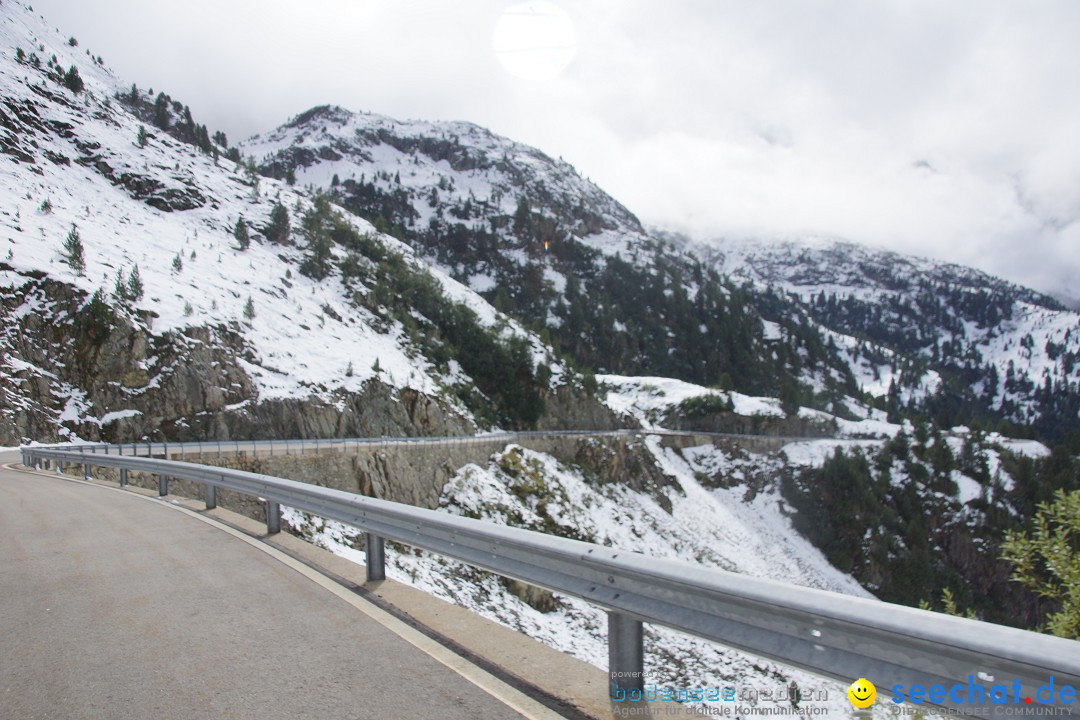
[19, 442, 1080, 714]
[30, 427, 830, 461]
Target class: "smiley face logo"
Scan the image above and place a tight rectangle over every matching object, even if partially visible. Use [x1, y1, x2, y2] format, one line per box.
[847, 678, 877, 708]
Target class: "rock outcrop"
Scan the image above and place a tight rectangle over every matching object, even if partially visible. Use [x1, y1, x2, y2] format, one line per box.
[0, 267, 471, 445]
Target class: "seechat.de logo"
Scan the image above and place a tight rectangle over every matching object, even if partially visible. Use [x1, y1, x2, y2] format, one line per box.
[890, 676, 1076, 706]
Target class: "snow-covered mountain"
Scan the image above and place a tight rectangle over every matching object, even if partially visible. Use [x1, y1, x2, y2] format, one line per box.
[694, 235, 1080, 440]
[247, 104, 1080, 441]
[243, 104, 648, 257]
[244, 104, 871, 413]
[0, 1, 581, 442]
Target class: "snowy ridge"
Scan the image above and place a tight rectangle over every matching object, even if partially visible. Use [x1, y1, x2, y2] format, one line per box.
[706, 235, 1052, 304]
[698, 234, 1080, 428]
[243, 104, 649, 263]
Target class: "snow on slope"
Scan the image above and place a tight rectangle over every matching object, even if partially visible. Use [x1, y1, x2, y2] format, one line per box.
[599, 374, 784, 428]
[284, 439, 872, 716]
[0, 0, 564, 427]
[282, 371, 1046, 713]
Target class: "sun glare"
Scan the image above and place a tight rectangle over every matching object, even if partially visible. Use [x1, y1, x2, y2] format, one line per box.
[492, 1, 577, 81]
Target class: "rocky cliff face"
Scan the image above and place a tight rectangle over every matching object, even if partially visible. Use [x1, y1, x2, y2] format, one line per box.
[0, 265, 473, 445]
[534, 385, 622, 432]
[1, 267, 243, 443]
[139, 430, 687, 529]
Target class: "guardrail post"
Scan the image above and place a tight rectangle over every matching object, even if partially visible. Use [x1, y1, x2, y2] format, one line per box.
[265, 501, 280, 534]
[157, 475, 168, 497]
[608, 611, 644, 698]
[365, 533, 385, 582]
[205, 483, 217, 510]
[83, 462, 90, 480]
[119, 468, 128, 487]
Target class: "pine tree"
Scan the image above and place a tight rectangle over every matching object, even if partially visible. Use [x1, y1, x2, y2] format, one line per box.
[63, 65, 84, 93]
[153, 92, 170, 130]
[79, 289, 114, 347]
[39, 198, 52, 214]
[1002, 489, 1080, 639]
[299, 194, 334, 280]
[234, 216, 250, 250]
[267, 202, 290, 244]
[196, 124, 212, 154]
[243, 296, 255, 321]
[172, 253, 183, 273]
[127, 264, 144, 300]
[63, 224, 85, 275]
[113, 268, 127, 299]
[137, 125, 148, 148]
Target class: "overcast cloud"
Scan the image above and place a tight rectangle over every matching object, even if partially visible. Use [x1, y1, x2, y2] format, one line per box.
[26, 0, 1080, 299]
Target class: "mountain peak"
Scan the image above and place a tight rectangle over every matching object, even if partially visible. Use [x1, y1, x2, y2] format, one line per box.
[243, 103, 646, 251]
[283, 104, 356, 129]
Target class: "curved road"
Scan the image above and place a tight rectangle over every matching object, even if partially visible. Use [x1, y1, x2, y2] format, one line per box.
[0, 455, 551, 719]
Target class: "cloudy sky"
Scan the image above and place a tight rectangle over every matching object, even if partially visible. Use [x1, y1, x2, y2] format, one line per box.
[27, 0, 1080, 300]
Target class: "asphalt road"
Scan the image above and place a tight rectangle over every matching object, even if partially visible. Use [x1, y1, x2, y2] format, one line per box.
[0, 457, 538, 720]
